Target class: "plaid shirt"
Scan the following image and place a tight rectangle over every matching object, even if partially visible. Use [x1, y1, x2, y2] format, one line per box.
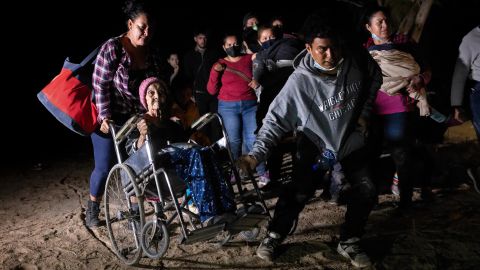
[93, 36, 143, 123]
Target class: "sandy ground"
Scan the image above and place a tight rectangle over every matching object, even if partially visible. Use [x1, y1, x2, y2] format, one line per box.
[1, 122, 480, 270]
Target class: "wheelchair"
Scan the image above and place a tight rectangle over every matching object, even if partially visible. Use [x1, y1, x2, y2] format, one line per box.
[103, 113, 270, 265]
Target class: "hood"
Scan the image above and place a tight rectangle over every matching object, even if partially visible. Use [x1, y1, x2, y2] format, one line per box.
[293, 48, 327, 76]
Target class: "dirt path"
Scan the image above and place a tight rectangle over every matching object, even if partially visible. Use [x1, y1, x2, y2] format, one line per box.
[1, 139, 480, 269]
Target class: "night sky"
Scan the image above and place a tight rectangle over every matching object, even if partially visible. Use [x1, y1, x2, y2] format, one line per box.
[4, 0, 478, 167]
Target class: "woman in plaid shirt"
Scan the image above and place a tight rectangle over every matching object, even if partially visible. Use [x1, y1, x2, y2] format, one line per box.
[86, 0, 162, 228]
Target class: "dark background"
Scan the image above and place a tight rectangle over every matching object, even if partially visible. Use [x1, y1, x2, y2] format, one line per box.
[3, 0, 478, 167]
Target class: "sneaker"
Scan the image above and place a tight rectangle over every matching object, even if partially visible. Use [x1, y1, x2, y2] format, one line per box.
[329, 192, 340, 205]
[337, 237, 372, 268]
[256, 231, 282, 261]
[258, 172, 271, 188]
[391, 173, 400, 196]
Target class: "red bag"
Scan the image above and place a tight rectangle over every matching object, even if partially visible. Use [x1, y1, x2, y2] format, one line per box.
[37, 48, 100, 136]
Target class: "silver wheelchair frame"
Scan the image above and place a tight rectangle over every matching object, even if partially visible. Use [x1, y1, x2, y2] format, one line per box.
[103, 113, 270, 266]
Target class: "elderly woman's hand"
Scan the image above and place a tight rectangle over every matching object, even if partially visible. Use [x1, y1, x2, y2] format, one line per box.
[407, 74, 425, 93]
[135, 117, 150, 149]
[136, 118, 149, 136]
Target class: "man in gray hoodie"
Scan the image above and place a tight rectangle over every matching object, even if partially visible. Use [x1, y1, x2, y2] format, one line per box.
[237, 19, 382, 268]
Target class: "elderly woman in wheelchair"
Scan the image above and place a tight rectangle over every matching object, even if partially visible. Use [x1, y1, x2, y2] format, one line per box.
[127, 77, 236, 223]
[103, 77, 268, 265]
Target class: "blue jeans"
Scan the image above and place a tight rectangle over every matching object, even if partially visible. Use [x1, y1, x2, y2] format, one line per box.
[470, 82, 480, 140]
[218, 100, 266, 175]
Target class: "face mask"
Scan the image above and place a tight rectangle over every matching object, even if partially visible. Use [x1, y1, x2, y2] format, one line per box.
[261, 39, 275, 50]
[272, 26, 284, 39]
[225, 45, 241, 57]
[371, 33, 386, 41]
[313, 58, 344, 72]
[252, 24, 258, 31]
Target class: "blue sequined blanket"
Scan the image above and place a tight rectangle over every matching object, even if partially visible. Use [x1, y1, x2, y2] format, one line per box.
[167, 145, 236, 222]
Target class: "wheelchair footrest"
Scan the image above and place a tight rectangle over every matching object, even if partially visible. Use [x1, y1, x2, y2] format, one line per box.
[226, 213, 268, 233]
[235, 189, 257, 203]
[183, 223, 225, 244]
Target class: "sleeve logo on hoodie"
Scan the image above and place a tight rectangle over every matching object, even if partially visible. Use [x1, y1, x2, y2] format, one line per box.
[317, 81, 361, 121]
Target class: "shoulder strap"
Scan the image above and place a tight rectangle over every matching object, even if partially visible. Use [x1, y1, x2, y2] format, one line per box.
[225, 66, 251, 83]
[79, 46, 101, 67]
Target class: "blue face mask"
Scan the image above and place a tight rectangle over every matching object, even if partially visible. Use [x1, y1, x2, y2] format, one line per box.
[371, 33, 385, 41]
[313, 58, 344, 72]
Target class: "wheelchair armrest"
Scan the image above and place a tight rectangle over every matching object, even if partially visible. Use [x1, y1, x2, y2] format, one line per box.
[114, 114, 141, 143]
[191, 112, 217, 131]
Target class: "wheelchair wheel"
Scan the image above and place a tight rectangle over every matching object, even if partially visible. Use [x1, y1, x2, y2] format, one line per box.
[140, 220, 169, 259]
[104, 164, 145, 265]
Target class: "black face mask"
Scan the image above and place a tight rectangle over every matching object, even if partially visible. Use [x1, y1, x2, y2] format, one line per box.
[272, 26, 284, 39]
[225, 45, 241, 57]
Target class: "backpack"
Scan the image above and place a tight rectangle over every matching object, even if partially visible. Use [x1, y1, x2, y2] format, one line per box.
[37, 47, 100, 136]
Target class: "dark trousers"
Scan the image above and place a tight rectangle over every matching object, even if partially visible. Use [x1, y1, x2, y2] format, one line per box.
[266, 138, 296, 183]
[268, 133, 376, 241]
[371, 112, 415, 207]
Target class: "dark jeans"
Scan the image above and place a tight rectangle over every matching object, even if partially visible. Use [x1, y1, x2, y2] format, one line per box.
[268, 133, 376, 241]
[371, 112, 415, 207]
[90, 130, 115, 198]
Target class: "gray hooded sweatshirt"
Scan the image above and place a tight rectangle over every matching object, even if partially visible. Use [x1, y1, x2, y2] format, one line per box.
[250, 48, 382, 162]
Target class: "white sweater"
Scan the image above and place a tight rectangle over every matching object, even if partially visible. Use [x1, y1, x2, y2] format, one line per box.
[451, 26, 480, 106]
